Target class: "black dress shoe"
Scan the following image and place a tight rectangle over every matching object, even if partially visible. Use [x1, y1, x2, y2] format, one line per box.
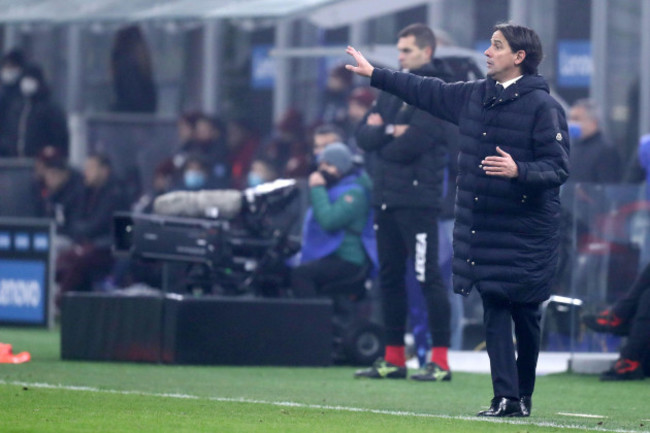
[477, 397, 524, 417]
[520, 396, 532, 417]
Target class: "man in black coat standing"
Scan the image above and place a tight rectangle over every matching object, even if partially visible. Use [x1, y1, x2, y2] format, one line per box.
[346, 23, 570, 417]
[353, 24, 453, 381]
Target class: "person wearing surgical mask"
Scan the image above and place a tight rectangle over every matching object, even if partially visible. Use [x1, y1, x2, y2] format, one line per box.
[175, 155, 216, 192]
[568, 98, 622, 183]
[5, 63, 69, 158]
[0, 49, 26, 157]
[246, 158, 278, 188]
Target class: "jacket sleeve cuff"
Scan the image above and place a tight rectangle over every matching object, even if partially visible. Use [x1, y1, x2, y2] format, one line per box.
[370, 68, 385, 89]
[514, 161, 526, 183]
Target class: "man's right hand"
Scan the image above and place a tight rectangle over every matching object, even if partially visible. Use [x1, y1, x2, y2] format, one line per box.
[308, 171, 326, 187]
[345, 46, 375, 78]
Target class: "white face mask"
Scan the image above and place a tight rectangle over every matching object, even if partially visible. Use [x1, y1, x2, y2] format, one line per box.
[1, 67, 20, 85]
[20, 77, 38, 96]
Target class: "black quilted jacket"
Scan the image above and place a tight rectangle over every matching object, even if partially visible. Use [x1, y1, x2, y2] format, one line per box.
[370, 69, 570, 303]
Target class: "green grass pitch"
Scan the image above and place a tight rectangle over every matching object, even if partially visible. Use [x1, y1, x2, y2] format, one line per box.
[0, 327, 648, 432]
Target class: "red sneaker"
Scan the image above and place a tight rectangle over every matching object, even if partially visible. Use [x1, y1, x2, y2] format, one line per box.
[600, 359, 644, 381]
[582, 310, 629, 335]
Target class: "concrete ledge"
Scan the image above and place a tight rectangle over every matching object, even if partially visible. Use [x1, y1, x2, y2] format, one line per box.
[436, 351, 618, 375]
[569, 353, 618, 374]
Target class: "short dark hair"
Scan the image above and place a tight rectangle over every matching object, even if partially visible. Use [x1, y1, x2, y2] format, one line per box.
[313, 124, 345, 142]
[493, 23, 543, 75]
[397, 23, 436, 54]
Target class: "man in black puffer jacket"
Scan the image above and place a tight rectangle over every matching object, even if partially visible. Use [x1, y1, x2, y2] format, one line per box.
[346, 23, 570, 417]
[353, 24, 454, 382]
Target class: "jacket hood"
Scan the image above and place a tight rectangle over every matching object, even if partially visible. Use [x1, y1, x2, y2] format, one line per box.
[483, 74, 549, 107]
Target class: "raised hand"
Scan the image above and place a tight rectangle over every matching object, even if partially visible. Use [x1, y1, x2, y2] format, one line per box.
[345, 46, 375, 78]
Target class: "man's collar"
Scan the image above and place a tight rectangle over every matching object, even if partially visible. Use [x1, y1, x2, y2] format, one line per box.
[498, 75, 523, 89]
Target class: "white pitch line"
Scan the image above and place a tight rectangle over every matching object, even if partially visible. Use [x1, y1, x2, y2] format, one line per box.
[558, 412, 607, 419]
[0, 380, 644, 433]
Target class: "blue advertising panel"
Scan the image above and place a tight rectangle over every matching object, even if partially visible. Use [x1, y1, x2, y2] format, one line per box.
[251, 44, 275, 89]
[557, 40, 592, 87]
[0, 260, 46, 323]
[0, 218, 54, 327]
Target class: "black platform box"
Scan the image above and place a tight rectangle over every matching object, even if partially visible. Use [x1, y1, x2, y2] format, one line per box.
[162, 295, 333, 366]
[61, 293, 163, 362]
[60, 292, 333, 366]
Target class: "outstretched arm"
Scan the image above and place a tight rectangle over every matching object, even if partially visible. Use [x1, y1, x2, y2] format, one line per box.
[346, 45, 468, 125]
[345, 46, 375, 78]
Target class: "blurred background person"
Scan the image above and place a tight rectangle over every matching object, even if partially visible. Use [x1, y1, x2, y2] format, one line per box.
[132, 158, 175, 214]
[312, 124, 347, 160]
[110, 25, 157, 113]
[345, 87, 376, 150]
[262, 107, 310, 179]
[3, 63, 69, 158]
[318, 64, 355, 131]
[568, 98, 622, 183]
[38, 148, 85, 248]
[0, 49, 26, 157]
[173, 113, 230, 189]
[353, 23, 453, 381]
[246, 157, 279, 188]
[55, 153, 129, 296]
[582, 261, 650, 381]
[227, 117, 260, 189]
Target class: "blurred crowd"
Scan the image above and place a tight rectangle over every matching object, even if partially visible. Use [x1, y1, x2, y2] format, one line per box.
[0, 43, 378, 302]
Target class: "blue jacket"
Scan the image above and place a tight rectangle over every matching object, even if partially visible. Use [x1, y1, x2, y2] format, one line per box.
[370, 69, 570, 303]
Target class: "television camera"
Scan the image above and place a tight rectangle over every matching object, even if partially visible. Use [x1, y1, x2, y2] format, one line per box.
[113, 178, 384, 365]
[113, 179, 301, 295]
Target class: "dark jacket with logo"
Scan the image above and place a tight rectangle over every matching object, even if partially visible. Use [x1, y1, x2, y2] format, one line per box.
[370, 69, 570, 303]
[356, 59, 454, 211]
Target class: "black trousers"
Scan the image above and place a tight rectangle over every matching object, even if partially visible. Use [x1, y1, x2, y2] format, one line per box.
[481, 290, 541, 400]
[375, 207, 451, 348]
[611, 262, 650, 370]
[291, 255, 366, 298]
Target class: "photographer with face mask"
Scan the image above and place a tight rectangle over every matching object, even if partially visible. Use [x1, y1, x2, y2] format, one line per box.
[291, 143, 375, 298]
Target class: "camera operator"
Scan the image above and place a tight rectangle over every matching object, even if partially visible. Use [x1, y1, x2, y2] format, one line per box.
[291, 143, 373, 298]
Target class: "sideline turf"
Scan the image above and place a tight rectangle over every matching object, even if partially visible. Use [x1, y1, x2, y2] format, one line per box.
[0, 328, 648, 432]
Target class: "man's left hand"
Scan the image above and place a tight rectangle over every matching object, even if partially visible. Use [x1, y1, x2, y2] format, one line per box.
[482, 146, 519, 178]
[309, 171, 326, 187]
